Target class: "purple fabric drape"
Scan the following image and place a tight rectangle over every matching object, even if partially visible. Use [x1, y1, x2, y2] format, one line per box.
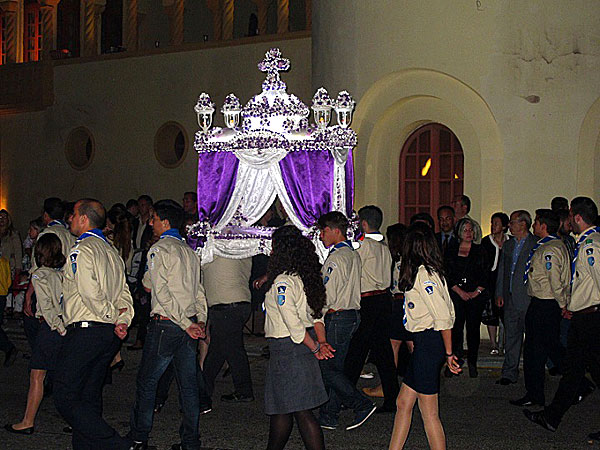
[345, 150, 355, 216]
[197, 152, 239, 225]
[279, 151, 334, 228]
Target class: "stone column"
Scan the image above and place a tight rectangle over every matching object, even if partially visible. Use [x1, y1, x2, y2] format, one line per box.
[82, 0, 106, 57]
[277, 0, 288, 34]
[124, 0, 138, 51]
[163, 0, 184, 46]
[251, 0, 267, 35]
[206, 0, 221, 41]
[221, 0, 233, 40]
[0, 0, 18, 63]
[305, 0, 311, 30]
[40, 0, 61, 60]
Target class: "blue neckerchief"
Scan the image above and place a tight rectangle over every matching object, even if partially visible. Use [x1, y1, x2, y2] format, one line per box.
[329, 240, 353, 255]
[523, 235, 559, 283]
[571, 226, 600, 285]
[160, 228, 184, 241]
[76, 228, 108, 243]
[48, 220, 67, 228]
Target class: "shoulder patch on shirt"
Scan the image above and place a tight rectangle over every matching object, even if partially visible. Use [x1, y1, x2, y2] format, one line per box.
[407, 301, 415, 309]
[545, 254, 553, 261]
[423, 280, 437, 295]
[588, 257, 595, 267]
[323, 276, 330, 285]
[586, 248, 594, 255]
[277, 294, 286, 306]
[546, 262, 552, 270]
[70, 251, 79, 274]
[586, 239, 593, 245]
[277, 285, 287, 294]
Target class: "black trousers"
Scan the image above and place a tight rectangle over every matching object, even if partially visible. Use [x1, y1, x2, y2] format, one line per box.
[545, 310, 600, 427]
[54, 325, 130, 450]
[523, 297, 563, 405]
[344, 293, 399, 409]
[451, 294, 485, 366]
[203, 302, 253, 397]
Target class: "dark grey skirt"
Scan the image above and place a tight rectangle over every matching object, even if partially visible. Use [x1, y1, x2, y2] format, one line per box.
[264, 330, 328, 415]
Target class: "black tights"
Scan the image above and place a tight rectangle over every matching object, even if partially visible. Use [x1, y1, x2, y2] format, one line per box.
[266, 410, 325, 450]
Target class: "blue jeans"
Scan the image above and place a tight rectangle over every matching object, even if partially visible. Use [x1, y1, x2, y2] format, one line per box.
[129, 320, 201, 449]
[319, 310, 372, 425]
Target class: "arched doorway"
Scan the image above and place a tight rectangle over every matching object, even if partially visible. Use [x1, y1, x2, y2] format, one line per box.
[399, 123, 464, 224]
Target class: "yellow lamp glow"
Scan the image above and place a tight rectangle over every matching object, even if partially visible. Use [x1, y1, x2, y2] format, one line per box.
[421, 158, 432, 177]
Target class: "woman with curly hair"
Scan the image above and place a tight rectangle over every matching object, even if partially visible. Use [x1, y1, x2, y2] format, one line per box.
[389, 222, 460, 450]
[263, 226, 329, 450]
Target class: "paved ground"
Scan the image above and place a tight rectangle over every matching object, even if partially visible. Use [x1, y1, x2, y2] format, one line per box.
[1, 316, 599, 450]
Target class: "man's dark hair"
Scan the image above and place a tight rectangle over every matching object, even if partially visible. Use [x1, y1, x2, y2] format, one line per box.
[184, 191, 197, 201]
[410, 212, 435, 230]
[571, 197, 598, 225]
[491, 211, 510, 230]
[551, 196, 569, 212]
[556, 208, 569, 222]
[34, 233, 66, 269]
[437, 205, 455, 217]
[358, 205, 383, 230]
[535, 209, 560, 235]
[63, 202, 75, 222]
[126, 199, 138, 209]
[78, 198, 106, 229]
[43, 197, 65, 220]
[154, 199, 185, 231]
[317, 211, 349, 237]
[138, 194, 153, 205]
[458, 195, 471, 214]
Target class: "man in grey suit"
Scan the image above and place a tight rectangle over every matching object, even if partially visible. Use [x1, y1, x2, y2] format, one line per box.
[495, 210, 537, 385]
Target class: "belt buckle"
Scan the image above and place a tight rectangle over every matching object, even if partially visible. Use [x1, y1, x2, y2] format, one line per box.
[81, 321, 90, 328]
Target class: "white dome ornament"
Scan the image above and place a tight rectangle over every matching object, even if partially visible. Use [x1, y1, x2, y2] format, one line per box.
[194, 93, 215, 134]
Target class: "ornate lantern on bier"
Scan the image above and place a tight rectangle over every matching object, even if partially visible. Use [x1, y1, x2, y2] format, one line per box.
[194, 92, 215, 133]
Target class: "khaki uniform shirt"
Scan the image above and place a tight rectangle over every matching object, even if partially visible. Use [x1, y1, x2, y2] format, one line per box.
[526, 238, 570, 307]
[142, 233, 207, 330]
[404, 266, 455, 333]
[356, 234, 392, 293]
[63, 230, 134, 326]
[322, 242, 362, 314]
[265, 274, 314, 344]
[31, 222, 76, 272]
[569, 227, 600, 312]
[31, 267, 66, 334]
[202, 256, 251, 307]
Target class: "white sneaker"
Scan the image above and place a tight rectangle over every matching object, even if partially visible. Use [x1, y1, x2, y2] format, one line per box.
[359, 371, 374, 379]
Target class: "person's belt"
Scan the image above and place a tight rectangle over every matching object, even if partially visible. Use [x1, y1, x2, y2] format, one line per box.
[67, 321, 113, 329]
[361, 289, 389, 298]
[210, 301, 249, 310]
[572, 305, 600, 315]
[326, 308, 344, 314]
[152, 314, 171, 321]
[393, 293, 404, 300]
[532, 297, 555, 301]
[38, 316, 46, 323]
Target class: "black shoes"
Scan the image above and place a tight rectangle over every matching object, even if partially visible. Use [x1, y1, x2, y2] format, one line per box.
[4, 424, 34, 435]
[495, 377, 516, 385]
[588, 430, 600, 443]
[573, 383, 595, 405]
[153, 403, 165, 413]
[221, 392, 254, 403]
[510, 396, 538, 407]
[129, 441, 148, 450]
[468, 364, 478, 378]
[523, 409, 556, 432]
[4, 346, 18, 367]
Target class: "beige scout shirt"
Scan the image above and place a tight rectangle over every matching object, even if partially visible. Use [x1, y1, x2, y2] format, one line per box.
[31, 222, 76, 272]
[142, 234, 207, 331]
[403, 265, 455, 333]
[322, 242, 361, 313]
[63, 231, 133, 326]
[356, 234, 392, 293]
[526, 238, 570, 307]
[265, 274, 314, 344]
[569, 227, 600, 312]
[202, 256, 251, 307]
[31, 267, 66, 335]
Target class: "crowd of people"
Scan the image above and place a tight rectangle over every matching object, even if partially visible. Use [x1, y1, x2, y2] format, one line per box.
[0, 192, 598, 450]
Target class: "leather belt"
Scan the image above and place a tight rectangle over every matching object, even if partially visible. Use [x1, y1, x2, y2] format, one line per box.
[152, 314, 172, 321]
[326, 308, 344, 314]
[393, 293, 404, 300]
[361, 289, 389, 298]
[67, 321, 113, 329]
[210, 301, 249, 311]
[572, 305, 600, 315]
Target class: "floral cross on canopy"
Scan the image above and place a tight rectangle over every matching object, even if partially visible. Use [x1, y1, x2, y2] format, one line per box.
[258, 48, 290, 91]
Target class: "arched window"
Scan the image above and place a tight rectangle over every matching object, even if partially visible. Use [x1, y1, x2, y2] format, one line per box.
[23, 1, 42, 62]
[1, 11, 6, 65]
[399, 123, 464, 224]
